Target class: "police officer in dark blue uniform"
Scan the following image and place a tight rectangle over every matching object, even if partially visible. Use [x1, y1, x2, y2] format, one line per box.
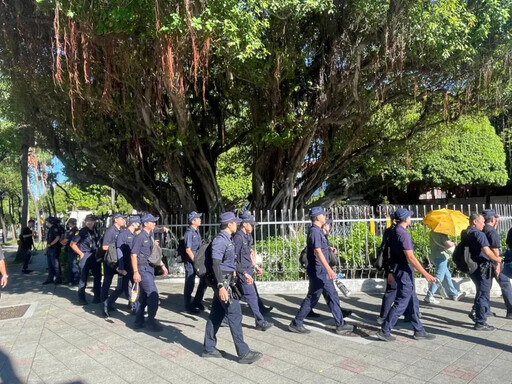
[183, 211, 208, 314]
[60, 218, 80, 286]
[234, 211, 273, 331]
[70, 214, 102, 304]
[377, 208, 436, 341]
[43, 216, 63, 285]
[288, 207, 354, 335]
[131, 214, 168, 332]
[101, 213, 127, 315]
[203, 212, 262, 364]
[104, 215, 141, 316]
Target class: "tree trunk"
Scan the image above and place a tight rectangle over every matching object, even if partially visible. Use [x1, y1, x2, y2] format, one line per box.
[0, 195, 6, 243]
[28, 176, 42, 242]
[20, 128, 33, 226]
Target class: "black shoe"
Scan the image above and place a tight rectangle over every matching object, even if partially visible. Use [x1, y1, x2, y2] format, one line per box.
[261, 306, 273, 314]
[145, 320, 163, 332]
[78, 297, 88, 305]
[341, 309, 352, 318]
[255, 321, 273, 331]
[414, 331, 436, 340]
[186, 305, 200, 315]
[506, 312, 512, 319]
[474, 323, 496, 331]
[238, 350, 263, 364]
[92, 297, 101, 304]
[194, 303, 205, 311]
[376, 330, 396, 342]
[42, 279, 53, 285]
[133, 321, 144, 330]
[306, 310, 321, 318]
[22, 269, 33, 274]
[202, 349, 222, 358]
[335, 324, 355, 335]
[468, 312, 476, 322]
[103, 304, 116, 318]
[288, 321, 311, 334]
[54, 278, 63, 285]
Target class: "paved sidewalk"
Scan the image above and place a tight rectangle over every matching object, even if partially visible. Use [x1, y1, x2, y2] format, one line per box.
[1, 247, 512, 384]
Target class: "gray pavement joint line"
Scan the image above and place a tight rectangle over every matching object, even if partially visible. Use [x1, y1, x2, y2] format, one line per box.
[43, 309, 215, 384]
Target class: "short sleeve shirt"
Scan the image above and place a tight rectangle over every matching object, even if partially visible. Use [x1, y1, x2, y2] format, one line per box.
[19, 226, 34, 250]
[116, 229, 136, 259]
[131, 230, 153, 266]
[183, 227, 201, 256]
[46, 225, 61, 249]
[482, 224, 501, 250]
[233, 231, 253, 274]
[211, 231, 236, 273]
[389, 225, 414, 266]
[65, 226, 79, 254]
[103, 225, 121, 247]
[306, 224, 330, 270]
[72, 228, 100, 257]
[463, 227, 490, 263]
[430, 232, 450, 261]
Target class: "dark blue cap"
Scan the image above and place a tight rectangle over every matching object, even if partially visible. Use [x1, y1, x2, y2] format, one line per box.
[140, 213, 159, 223]
[188, 211, 202, 222]
[220, 212, 242, 224]
[482, 209, 498, 219]
[128, 216, 141, 224]
[239, 210, 258, 225]
[46, 216, 57, 224]
[113, 213, 127, 219]
[393, 208, 414, 220]
[84, 214, 98, 221]
[309, 206, 328, 217]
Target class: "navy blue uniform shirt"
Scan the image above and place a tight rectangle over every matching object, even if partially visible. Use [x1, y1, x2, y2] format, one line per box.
[482, 224, 501, 250]
[131, 230, 153, 267]
[72, 228, 100, 257]
[211, 230, 236, 273]
[103, 225, 121, 247]
[233, 230, 253, 274]
[116, 228, 136, 270]
[306, 224, 330, 270]
[389, 225, 414, 266]
[464, 227, 491, 263]
[183, 227, 201, 257]
[65, 226, 79, 255]
[46, 225, 61, 249]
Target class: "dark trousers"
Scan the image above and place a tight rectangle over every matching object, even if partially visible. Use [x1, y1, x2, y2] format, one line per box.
[107, 271, 132, 307]
[203, 289, 250, 357]
[381, 266, 424, 335]
[101, 262, 117, 302]
[240, 277, 265, 325]
[379, 274, 417, 320]
[135, 266, 159, 325]
[21, 248, 31, 271]
[494, 263, 512, 313]
[184, 261, 207, 307]
[78, 255, 101, 299]
[470, 267, 492, 325]
[293, 267, 344, 327]
[67, 252, 80, 284]
[46, 247, 61, 281]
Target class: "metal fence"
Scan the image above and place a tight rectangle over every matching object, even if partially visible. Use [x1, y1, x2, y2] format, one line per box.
[157, 203, 512, 281]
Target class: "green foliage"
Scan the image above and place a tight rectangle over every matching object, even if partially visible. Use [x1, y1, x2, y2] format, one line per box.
[216, 147, 252, 209]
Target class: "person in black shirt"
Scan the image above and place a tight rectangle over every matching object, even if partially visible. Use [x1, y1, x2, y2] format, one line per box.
[19, 219, 35, 274]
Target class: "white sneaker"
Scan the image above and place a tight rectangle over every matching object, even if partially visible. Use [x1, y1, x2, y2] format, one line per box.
[424, 296, 440, 304]
[452, 292, 466, 301]
[376, 316, 385, 325]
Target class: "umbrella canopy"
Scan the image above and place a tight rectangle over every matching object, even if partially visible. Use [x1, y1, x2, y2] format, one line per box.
[422, 209, 469, 237]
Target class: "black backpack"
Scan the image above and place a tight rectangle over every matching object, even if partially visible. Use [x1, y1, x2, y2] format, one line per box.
[105, 242, 119, 269]
[195, 241, 213, 277]
[299, 247, 337, 269]
[373, 227, 393, 270]
[452, 242, 478, 274]
[176, 238, 186, 263]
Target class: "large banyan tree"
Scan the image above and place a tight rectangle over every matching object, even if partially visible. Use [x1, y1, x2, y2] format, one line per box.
[1, 0, 511, 215]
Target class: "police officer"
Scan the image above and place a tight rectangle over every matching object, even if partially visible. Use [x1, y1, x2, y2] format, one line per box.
[470, 210, 512, 320]
[101, 213, 127, 315]
[377, 208, 436, 341]
[43, 216, 62, 285]
[104, 216, 141, 317]
[19, 219, 35, 274]
[203, 212, 262, 364]
[131, 214, 168, 332]
[234, 211, 273, 331]
[288, 207, 354, 335]
[60, 218, 80, 286]
[183, 211, 207, 314]
[70, 214, 102, 305]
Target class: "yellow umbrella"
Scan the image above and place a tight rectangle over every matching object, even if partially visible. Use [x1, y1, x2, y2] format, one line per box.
[422, 209, 469, 237]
